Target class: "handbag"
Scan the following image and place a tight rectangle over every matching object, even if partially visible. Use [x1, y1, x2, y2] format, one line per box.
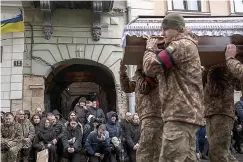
[36, 149, 48, 162]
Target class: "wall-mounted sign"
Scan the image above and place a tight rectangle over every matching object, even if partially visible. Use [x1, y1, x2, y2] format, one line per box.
[65, 72, 94, 82]
[13, 60, 22, 67]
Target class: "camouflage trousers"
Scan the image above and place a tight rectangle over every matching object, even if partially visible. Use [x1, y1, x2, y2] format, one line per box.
[206, 115, 238, 162]
[1, 144, 22, 162]
[159, 121, 199, 162]
[136, 117, 163, 162]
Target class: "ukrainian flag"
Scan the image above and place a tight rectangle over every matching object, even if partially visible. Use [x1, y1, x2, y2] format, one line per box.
[1, 13, 24, 34]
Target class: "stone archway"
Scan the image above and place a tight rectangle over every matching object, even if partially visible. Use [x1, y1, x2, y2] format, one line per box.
[44, 59, 117, 118]
[23, 8, 127, 116]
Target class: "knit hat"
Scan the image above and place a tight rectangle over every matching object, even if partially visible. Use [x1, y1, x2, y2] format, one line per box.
[162, 13, 185, 30]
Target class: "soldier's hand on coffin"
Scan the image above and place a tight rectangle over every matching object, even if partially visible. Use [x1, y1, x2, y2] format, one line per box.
[225, 44, 237, 60]
[146, 38, 160, 52]
[119, 60, 127, 73]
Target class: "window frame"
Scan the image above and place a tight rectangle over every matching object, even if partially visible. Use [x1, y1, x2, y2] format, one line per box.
[171, 0, 202, 12]
[230, 0, 243, 14]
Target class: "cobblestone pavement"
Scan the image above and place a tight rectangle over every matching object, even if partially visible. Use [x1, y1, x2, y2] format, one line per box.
[201, 153, 243, 162]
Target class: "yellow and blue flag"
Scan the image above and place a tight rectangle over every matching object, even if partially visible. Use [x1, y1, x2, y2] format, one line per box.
[1, 13, 24, 34]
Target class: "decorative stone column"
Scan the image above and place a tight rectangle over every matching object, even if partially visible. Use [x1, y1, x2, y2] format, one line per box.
[116, 84, 128, 118]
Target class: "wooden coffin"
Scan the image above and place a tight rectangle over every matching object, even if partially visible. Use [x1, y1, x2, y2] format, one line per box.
[123, 35, 243, 67]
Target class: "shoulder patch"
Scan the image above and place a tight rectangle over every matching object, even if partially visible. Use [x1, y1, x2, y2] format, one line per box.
[166, 45, 176, 54]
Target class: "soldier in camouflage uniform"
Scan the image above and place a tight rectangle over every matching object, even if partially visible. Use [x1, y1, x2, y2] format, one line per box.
[143, 13, 204, 162]
[1, 112, 23, 162]
[225, 44, 243, 94]
[203, 64, 239, 162]
[16, 110, 35, 162]
[119, 61, 163, 162]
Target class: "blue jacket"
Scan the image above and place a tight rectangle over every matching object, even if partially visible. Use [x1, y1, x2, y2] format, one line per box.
[105, 111, 122, 139]
[235, 99, 243, 123]
[196, 126, 206, 153]
[85, 131, 111, 155]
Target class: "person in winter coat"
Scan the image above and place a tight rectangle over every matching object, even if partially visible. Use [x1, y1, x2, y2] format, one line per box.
[74, 97, 89, 125]
[106, 111, 122, 162]
[203, 64, 239, 162]
[50, 114, 66, 162]
[143, 13, 204, 162]
[120, 60, 163, 162]
[235, 97, 243, 123]
[119, 112, 132, 161]
[85, 124, 111, 162]
[32, 118, 57, 162]
[64, 111, 88, 162]
[196, 123, 209, 160]
[24, 110, 31, 119]
[233, 113, 243, 154]
[1, 111, 5, 123]
[88, 101, 106, 124]
[225, 44, 243, 94]
[16, 110, 35, 162]
[1, 112, 23, 162]
[52, 109, 67, 123]
[125, 114, 141, 162]
[30, 114, 42, 162]
[62, 118, 83, 162]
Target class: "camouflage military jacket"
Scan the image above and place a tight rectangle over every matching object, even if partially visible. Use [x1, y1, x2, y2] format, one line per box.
[143, 31, 204, 126]
[1, 122, 23, 147]
[204, 65, 240, 119]
[226, 58, 243, 94]
[18, 119, 35, 148]
[19, 119, 35, 139]
[119, 68, 162, 120]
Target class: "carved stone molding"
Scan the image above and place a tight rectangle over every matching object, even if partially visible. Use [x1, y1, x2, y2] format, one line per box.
[92, 1, 102, 41]
[40, 0, 53, 40]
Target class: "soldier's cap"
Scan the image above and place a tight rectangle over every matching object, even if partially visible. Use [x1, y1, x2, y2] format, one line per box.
[162, 13, 185, 30]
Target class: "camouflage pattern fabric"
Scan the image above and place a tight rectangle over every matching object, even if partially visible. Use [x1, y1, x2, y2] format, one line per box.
[206, 115, 238, 162]
[19, 119, 35, 148]
[159, 121, 199, 162]
[143, 30, 205, 126]
[119, 66, 162, 120]
[1, 122, 23, 162]
[226, 58, 243, 94]
[204, 65, 239, 119]
[136, 118, 163, 162]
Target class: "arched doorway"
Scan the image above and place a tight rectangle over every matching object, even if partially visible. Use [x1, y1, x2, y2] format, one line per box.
[44, 59, 116, 119]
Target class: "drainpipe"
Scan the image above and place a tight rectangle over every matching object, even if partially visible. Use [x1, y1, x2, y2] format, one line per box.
[125, 0, 135, 114]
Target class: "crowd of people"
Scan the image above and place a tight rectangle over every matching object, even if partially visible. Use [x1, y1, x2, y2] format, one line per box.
[0, 99, 142, 162]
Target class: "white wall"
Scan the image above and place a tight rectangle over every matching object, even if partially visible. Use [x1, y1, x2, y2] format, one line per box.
[1, 6, 24, 112]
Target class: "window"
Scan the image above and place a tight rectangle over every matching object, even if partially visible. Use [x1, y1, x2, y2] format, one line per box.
[172, 0, 202, 11]
[232, 0, 243, 13]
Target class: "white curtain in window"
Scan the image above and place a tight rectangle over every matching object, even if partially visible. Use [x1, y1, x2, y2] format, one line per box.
[187, 0, 200, 11]
[234, 0, 243, 12]
[173, 0, 185, 10]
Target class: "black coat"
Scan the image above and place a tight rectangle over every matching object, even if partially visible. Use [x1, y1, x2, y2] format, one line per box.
[126, 122, 141, 149]
[88, 107, 106, 124]
[33, 126, 56, 150]
[62, 124, 83, 152]
[74, 105, 89, 125]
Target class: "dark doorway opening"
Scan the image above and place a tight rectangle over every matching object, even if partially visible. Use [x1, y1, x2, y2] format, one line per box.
[45, 60, 116, 119]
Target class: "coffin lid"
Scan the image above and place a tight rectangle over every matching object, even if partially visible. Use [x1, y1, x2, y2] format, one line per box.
[121, 15, 243, 48]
